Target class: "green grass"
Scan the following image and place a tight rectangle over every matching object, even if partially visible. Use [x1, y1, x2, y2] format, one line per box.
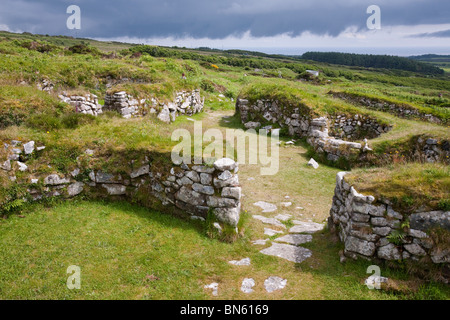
[1, 200, 448, 300]
[346, 163, 450, 213]
[0, 32, 449, 300]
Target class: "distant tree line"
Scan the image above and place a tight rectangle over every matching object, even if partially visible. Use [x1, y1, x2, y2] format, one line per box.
[301, 52, 444, 75]
[125, 45, 309, 73]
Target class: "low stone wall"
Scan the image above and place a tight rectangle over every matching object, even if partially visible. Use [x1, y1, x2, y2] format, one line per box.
[414, 136, 450, 164]
[236, 98, 386, 163]
[58, 93, 103, 116]
[329, 113, 391, 140]
[328, 172, 449, 266]
[104, 90, 204, 123]
[330, 91, 444, 124]
[1, 139, 241, 229]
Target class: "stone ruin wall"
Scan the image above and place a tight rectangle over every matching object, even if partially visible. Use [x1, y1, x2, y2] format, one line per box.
[58, 93, 103, 116]
[236, 98, 388, 163]
[1, 139, 241, 230]
[57, 89, 204, 123]
[103, 90, 204, 123]
[328, 172, 449, 266]
[235, 98, 449, 165]
[330, 91, 445, 125]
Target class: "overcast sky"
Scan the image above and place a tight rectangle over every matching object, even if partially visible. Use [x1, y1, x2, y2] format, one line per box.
[0, 0, 449, 55]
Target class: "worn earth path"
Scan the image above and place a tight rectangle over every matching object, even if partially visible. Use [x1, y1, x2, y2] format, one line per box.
[197, 109, 343, 297]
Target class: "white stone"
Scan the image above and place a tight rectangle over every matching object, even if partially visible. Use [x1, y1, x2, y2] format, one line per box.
[23, 141, 35, 155]
[289, 221, 324, 233]
[17, 162, 28, 172]
[213, 158, 236, 171]
[241, 278, 255, 294]
[264, 276, 287, 293]
[307, 158, 319, 169]
[252, 239, 268, 245]
[260, 243, 312, 263]
[274, 234, 313, 246]
[253, 215, 285, 228]
[264, 228, 284, 236]
[365, 275, 388, 289]
[253, 201, 277, 213]
[229, 258, 251, 266]
[213, 222, 222, 234]
[204, 282, 219, 296]
[1, 160, 11, 171]
[274, 214, 292, 222]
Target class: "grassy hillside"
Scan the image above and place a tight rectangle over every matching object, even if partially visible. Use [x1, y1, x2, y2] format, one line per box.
[0, 32, 449, 300]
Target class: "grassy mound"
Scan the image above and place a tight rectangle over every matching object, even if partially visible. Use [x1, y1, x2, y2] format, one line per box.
[346, 163, 450, 213]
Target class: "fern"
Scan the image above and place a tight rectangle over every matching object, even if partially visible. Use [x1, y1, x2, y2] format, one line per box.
[2, 198, 25, 214]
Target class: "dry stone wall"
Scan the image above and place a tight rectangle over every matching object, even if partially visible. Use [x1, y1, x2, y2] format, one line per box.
[328, 172, 449, 266]
[236, 98, 385, 163]
[58, 93, 103, 116]
[103, 90, 204, 122]
[330, 91, 445, 124]
[1, 139, 241, 229]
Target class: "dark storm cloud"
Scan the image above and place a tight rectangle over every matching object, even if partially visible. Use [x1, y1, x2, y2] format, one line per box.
[0, 0, 449, 39]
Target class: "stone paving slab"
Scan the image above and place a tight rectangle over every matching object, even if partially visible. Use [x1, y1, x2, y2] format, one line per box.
[274, 234, 313, 246]
[289, 221, 324, 233]
[229, 258, 251, 266]
[264, 276, 287, 293]
[260, 242, 312, 263]
[204, 282, 219, 296]
[241, 278, 255, 293]
[253, 201, 277, 213]
[253, 215, 286, 228]
[252, 239, 269, 245]
[264, 228, 284, 236]
[274, 213, 292, 222]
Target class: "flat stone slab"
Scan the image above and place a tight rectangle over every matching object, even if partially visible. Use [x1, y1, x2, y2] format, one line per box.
[274, 214, 292, 222]
[204, 282, 219, 296]
[274, 234, 313, 246]
[290, 221, 324, 234]
[252, 239, 269, 245]
[229, 258, 251, 266]
[280, 202, 292, 207]
[264, 276, 287, 293]
[253, 201, 277, 213]
[241, 278, 255, 293]
[253, 215, 286, 228]
[260, 243, 312, 263]
[264, 228, 284, 237]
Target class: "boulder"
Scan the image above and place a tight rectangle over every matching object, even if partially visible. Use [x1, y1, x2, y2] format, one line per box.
[307, 158, 319, 169]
